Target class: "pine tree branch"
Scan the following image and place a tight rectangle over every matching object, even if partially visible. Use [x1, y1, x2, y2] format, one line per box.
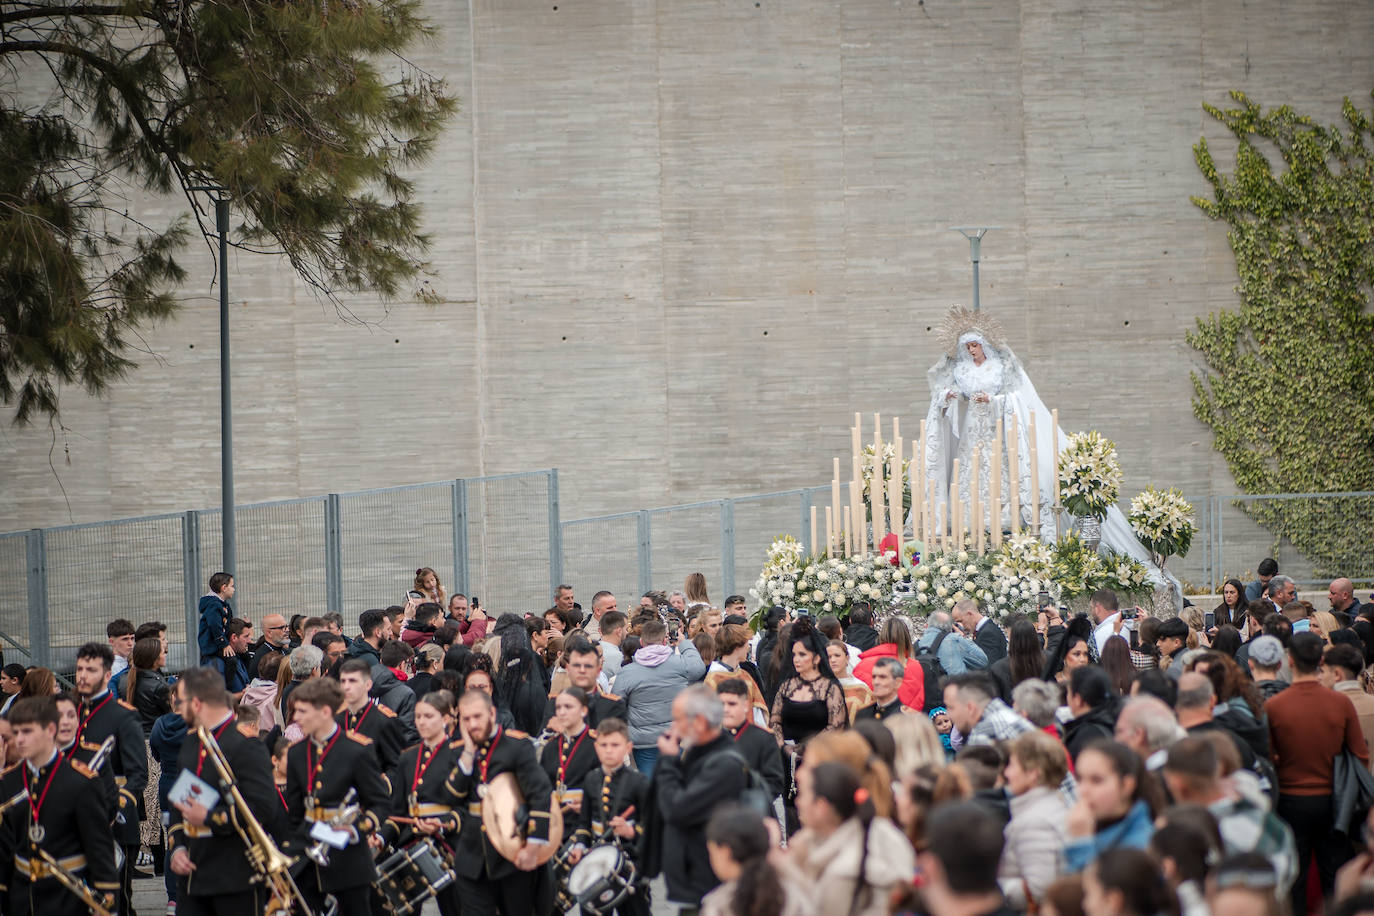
[0, 5, 134, 26]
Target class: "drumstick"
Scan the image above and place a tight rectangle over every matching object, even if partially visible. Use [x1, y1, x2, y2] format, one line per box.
[617, 805, 635, 819]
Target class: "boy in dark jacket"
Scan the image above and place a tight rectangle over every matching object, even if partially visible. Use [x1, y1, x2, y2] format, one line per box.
[197, 572, 235, 664]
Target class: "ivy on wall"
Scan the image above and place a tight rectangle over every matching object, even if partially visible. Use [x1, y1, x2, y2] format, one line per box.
[1189, 90, 1374, 579]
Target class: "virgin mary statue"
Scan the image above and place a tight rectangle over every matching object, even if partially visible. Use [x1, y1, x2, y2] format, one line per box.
[922, 306, 1157, 570]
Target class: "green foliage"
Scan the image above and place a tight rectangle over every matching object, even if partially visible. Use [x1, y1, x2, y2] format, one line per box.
[0, 0, 456, 422]
[1190, 90, 1374, 578]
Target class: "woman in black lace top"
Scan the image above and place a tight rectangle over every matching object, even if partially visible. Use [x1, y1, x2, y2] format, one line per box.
[770, 618, 848, 745]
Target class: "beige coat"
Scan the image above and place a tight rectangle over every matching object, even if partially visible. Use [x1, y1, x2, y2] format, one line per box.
[789, 817, 916, 916]
[701, 863, 817, 916]
[1335, 681, 1374, 766]
[998, 785, 1069, 907]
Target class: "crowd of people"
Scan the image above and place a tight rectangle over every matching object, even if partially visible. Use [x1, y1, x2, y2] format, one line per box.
[4, 561, 1374, 916]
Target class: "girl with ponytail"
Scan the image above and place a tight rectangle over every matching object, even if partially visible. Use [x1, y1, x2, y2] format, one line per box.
[702, 805, 812, 916]
[789, 761, 916, 916]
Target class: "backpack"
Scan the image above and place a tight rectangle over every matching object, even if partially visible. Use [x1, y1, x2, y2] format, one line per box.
[916, 629, 949, 712]
[718, 748, 778, 820]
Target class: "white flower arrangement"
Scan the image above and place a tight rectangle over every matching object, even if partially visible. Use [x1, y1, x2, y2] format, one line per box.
[1129, 487, 1196, 569]
[1057, 431, 1123, 520]
[750, 537, 913, 613]
[905, 544, 1044, 619]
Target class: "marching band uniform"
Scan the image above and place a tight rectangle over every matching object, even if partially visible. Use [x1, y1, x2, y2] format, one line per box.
[58, 735, 120, 824]
[0, 751, 119, 916]
[285, 725, 390, 916]
[542, 689, 627, 731]
[441, 724, 554, 916]
[166, 712, 283, 915]
[75, 688, 148, 914]
[338, 698, 407, 774]
[568, 761, 652, 916]
[381, 738, 461, 916]
[539, 724, 600, 816]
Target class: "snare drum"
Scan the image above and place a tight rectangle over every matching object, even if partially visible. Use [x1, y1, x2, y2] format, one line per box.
[375, 839, 455, 916]
[566, 842, 638, 915]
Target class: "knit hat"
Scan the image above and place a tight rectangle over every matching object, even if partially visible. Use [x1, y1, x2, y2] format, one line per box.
[1247, 635, 1284, 668]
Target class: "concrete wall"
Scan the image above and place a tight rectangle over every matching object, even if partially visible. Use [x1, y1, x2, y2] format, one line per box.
[3, 0, 1373, 583]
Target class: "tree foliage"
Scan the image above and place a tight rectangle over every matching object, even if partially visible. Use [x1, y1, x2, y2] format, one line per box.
[1190, 90, 1374, 578]
[0, 0, 455, 422]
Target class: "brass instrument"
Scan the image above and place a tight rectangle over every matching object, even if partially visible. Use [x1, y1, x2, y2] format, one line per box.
[33, 848, 113, 916]
[87, 735, 117, 772]
[0, 788, 26, 816]
[305, 786, 360, 868]
[195, 723, 311, 916]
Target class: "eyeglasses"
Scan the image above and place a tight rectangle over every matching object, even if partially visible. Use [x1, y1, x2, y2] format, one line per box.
[266, 625, 289, 631]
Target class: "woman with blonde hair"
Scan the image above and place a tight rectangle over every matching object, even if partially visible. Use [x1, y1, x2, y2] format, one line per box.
[689, 607, 724, 640]
[802, 730, 895, 818]
[684, 572, 711, 607]
[999, 730, 1072, 907]
[884, 708, 949, 777]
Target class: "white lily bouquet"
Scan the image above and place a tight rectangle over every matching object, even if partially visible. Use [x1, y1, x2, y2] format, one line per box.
[1129, 487, 1196, 570]
[907, 544, 1049, 620]
[750, 536, 913, 614]
[1057, 431, 1123, 520]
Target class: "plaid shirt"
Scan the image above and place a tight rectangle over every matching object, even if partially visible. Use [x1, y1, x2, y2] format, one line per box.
[1130, 649, 1157, 671]
[967, 698, 1036, 746]
[1209, 794, 1298, 891]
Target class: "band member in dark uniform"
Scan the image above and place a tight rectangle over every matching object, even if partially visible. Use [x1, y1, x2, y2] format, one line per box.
[337, 659, 407, 774]
[379, 692, 460, 916]
[442, 689, 554, 915]
[285, 676, 390, 916]
[0, 696, 119, 916]
[71, 641, 147, 916]
[53, 692, 119, 821]
[541, 638, 627, 730]
[167, 667, 285, 916]
[539, 687, 600, 818]
[716, 678, 787, 798]
[565, 717, 651, 916]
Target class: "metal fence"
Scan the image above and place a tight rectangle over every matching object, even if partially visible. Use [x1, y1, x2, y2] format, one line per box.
[5, 475, 1372, 671]
[2, 471, 560, 670]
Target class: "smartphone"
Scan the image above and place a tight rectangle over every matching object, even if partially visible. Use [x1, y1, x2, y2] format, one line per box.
[1204, 611, 1215, 630]
[1122, 607, 1139, 620]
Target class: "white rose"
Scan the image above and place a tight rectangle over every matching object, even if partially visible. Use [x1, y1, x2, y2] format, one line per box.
[817, 570, 828, 582]
[945, 597, 956, 607]
[859, 583, 872, 595]
[958, 551, 969, 561]
[936, 586, 948, 598]
[940, 565, 952, 576]
[916, 580, 928, 591]
[844, 580, 856, 589]
[812, 590, 825, 602]
[966, 564, 978, 573]
[783, 582, 796, 596]
[964, 580, 976, 592]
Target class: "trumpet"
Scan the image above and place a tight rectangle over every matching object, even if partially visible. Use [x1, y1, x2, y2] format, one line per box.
[0, 788, 26, 816]
[34, 848, 113, 916]
[305, 787, 360, 868]
[195, 724, 311, 916]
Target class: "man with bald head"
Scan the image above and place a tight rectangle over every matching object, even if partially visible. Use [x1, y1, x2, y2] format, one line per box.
[1329, 578, 1364, 623]
[1114, 694, 1185, 771]
[1176, 671, 1257, 770]
[249, 613, 291, 678]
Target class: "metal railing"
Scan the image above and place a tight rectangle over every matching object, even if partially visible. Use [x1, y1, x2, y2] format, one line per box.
[5, 474, 1371, 670]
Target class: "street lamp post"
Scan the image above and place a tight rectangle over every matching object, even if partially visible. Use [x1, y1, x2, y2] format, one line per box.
[950, 226, 1000, 311]
[192, 187, 235, 576]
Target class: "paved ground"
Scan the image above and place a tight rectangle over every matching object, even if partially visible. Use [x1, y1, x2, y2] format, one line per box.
[133, 870, 676, 914]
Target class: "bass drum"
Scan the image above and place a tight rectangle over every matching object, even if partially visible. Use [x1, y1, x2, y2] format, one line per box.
[566, 843, 638, 915]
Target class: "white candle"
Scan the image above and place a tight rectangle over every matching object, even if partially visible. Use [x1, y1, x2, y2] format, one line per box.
[843, 505, 853, 557]
[890, 435, 904, 560]
[1029, 413, 1040, 536]
[916, 420, 927, 547]
[872, 417, 887, 547]
[831, 459, 842, 554]
[951, 458, 961, 547]
[991, 417, 1003, 548]
[971, 447, 982, 553]
[825, 505, 834, 558]
[810, 505, 818, 557]
[932, 478, 942, 552]
[852, 457, 864, 553]
[1008, 415, 1020, 534]
[1052, 408, 1061, 507]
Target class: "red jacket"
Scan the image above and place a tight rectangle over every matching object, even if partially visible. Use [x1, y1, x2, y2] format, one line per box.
[852, 643, 925, 711]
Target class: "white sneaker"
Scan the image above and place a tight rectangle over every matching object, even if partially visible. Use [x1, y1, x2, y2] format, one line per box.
[166, 903, 177, 916]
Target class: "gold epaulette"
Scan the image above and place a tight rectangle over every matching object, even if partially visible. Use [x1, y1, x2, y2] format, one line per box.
[506, 729, 530, 740]
[118, 699, 137, 711]
[377, 705, 397, 718]
[599, 691, 622, 701]
[347, 732, 374, 746]
[71, 760, 97, 779]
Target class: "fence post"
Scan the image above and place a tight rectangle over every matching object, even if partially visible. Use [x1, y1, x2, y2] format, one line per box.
[324, 494, 343, 612]
[25, 529, 49, 669]
[548, 470, 564, 598]
[451, 480, 469, 597]
[637, 510, 653, 596]
[800, 490, 813, 555]
[721, 499, 736, 598]
[182, 512, 201, 661]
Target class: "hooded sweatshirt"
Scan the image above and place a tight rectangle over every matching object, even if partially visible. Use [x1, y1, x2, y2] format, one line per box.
[611, 641, 706, 747]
